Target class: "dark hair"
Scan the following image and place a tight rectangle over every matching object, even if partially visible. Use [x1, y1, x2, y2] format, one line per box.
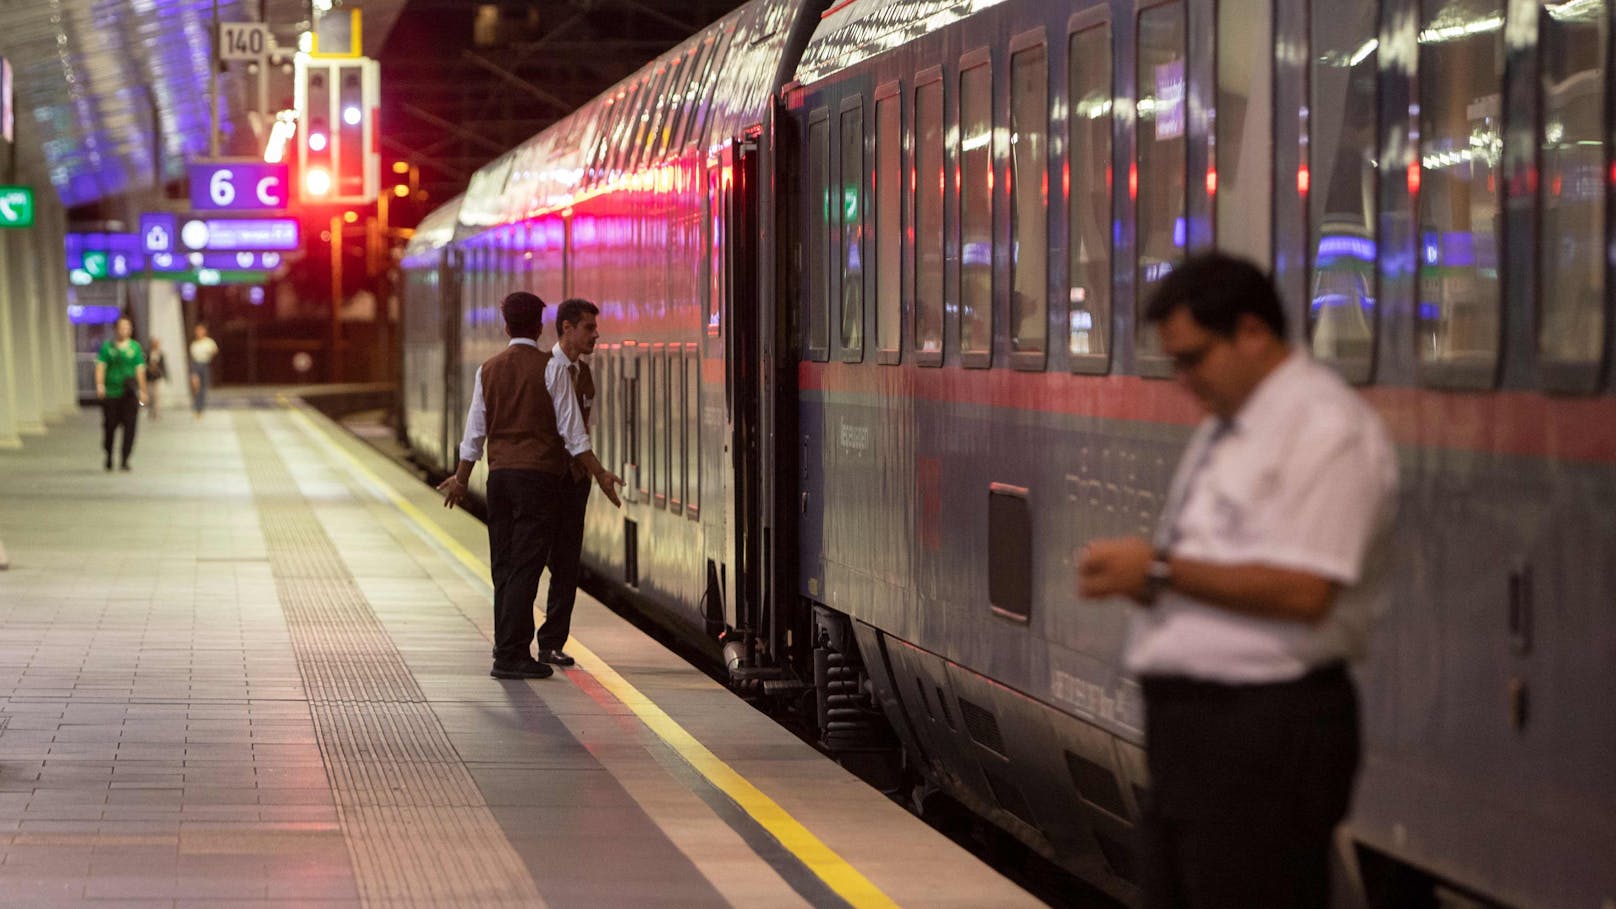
[555, 297, 599, 334]
[1143, 252, 1287, 339]
[501, 291, 546, 337]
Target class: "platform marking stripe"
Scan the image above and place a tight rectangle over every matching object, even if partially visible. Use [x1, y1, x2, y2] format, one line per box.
[287, 405, 902, 909]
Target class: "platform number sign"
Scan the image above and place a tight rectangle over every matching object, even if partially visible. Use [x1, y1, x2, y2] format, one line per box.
[218, 23, 272, 62]
[188, 162, 289, 211]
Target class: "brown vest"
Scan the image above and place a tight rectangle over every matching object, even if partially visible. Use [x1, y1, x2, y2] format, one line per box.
[480, 343, 567, 475]
[563, 358, 595, 481]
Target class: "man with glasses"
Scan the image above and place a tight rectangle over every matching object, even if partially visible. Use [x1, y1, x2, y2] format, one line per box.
[1078, 253, 1398, 909]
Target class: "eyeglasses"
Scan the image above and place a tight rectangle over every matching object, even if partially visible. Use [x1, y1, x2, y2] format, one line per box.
[1169, 341, 1218, 372]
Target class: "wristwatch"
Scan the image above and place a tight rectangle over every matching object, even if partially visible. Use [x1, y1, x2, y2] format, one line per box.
[1143, 549, 1173, 604]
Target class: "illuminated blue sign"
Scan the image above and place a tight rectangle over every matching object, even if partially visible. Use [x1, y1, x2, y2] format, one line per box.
[199, 250, 284, 270]
[140, 212, 177, 254]
[189, 161, 290, 211]
[178, 218, 299, 251]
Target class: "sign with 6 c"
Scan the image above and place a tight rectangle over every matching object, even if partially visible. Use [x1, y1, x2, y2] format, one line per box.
[188, 161, 289, 211]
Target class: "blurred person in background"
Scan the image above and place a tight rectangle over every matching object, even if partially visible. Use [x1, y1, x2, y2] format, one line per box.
[95, 315, 147, 471]
[188, 323, 220, 419]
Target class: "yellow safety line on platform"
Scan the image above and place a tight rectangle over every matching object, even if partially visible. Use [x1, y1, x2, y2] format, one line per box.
[285, 405, 901, 909]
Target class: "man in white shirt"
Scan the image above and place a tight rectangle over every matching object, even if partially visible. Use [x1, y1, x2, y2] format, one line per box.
[535, 298, 607, 667]
[437, 292, 620, 680]
[188, 323, 220, 419]
[1079, 253, 1398, 909]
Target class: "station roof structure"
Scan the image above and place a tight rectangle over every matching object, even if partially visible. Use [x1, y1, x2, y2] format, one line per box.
[0, 0, 406, 209]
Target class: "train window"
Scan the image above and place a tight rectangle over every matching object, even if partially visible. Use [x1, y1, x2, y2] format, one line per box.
[1009, 37, 1049, 368]
[641, 351, 654, 500]
[685, 353, 700, 519]
[875, 85, 902, 363]
[960, 56, 994, 366]
[1069, 23, 1113, 372]
[1538, 0, 1607, 384]
[667, 41, 710, 155]
[629, 72, 663, 173]
[839, 100, 866, 361]
[683, 30, 732, 154]
[703, 165, 717, 336]
[913, 74, 945, 366]
[1306, 0, 1379, 380]
[648, 58, 686, 164]
[1415, 0, 1504, 384]
[1135, 0, 1188, 361]
[661, 352, 674, 508]
[670, 350, 684, 510]
[624, 353, 640, 497]
[599, 352, 612, 469]
[806, 111, 832, 361]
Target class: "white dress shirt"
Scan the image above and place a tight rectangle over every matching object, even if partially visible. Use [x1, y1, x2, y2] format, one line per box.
[547, 342, 591, 459]
[457, 338, 594, 465]
[1123, 351, 1400, 684]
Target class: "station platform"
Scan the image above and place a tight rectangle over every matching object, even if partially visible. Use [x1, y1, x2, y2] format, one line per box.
[0, 400, 1042, 908]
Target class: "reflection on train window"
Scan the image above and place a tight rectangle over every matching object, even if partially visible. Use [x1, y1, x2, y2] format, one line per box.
[840, 104, 866, 358]
[640, 354, 653, 498]
[1010, 43, 1048, 362]
[661, 353, 673, 508]
[1069, 24, 1112, 364]
[624, 357, 640, 494]
[705, 163, 723, 337]
[1416, 0, 1503, 374]
[807, 114, 831, 359]
[1136, 0, 1187, 358]
[960, 60, 993, 362]
[1308, 0, 1379, 369]
[914, 78, 945, 361]
[670, 351, 684, 510]
[876, 91, 902, 360]
[597, 353, 610, 468]
[685, 354, 700, 517]
[1539, 0, 1606, 367]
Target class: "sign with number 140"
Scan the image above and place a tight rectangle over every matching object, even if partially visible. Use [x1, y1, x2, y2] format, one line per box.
[219, 23, 272, 61]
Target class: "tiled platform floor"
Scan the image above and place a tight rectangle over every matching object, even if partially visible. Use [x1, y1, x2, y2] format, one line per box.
[0, 402, 1041, 908]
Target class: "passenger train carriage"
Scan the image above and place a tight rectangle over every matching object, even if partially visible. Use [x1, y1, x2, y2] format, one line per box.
[400, 0, 1616, 904]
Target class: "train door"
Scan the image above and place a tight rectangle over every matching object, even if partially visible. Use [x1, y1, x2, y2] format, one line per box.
[704, 137, 762, 635]
[440, 245, 464, 472]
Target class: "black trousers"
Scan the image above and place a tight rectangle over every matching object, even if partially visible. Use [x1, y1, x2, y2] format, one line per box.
[537, 474, 590, 652]
[101, 394, 139, 464]
[486, 469, 560, 665]
[1139, 663, 1360, 909]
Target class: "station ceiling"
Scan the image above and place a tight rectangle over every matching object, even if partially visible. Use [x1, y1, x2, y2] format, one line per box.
[0, 0, 405, 210]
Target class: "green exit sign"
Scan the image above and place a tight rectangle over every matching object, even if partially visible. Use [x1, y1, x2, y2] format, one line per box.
[0, 186, 32, 227]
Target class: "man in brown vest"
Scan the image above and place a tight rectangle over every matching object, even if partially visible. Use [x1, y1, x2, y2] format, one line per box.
[535, 298, 610, 666]
[437, 292, 621, 680]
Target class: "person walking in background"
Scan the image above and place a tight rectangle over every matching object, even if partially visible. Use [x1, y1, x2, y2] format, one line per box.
[144, 338, 168, 420]
[95, 315, 147, 471]
[436, 292, 621, 681]
[1078, 253, 1399, 909]
[535, 297, 612, 667]
[188, 323, 219, 419]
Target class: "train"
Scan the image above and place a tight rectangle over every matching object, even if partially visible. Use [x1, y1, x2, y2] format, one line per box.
[398, 0, 1616, 904]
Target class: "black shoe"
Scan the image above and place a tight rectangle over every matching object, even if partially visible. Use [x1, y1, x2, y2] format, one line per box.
[104, 455, 112, 471]
[119, 463, 131, 472]
[537, 649, 575, 667]
[489, 659, 554, 680]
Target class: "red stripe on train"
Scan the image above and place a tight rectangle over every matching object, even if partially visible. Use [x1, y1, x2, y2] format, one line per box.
[797, 361, 1616, 465]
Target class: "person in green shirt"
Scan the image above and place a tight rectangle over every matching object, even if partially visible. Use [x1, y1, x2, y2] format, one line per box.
[94, 315, 148, 471]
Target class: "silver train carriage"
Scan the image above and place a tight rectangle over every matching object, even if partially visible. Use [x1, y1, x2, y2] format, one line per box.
[399, 0, 1616, 905]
